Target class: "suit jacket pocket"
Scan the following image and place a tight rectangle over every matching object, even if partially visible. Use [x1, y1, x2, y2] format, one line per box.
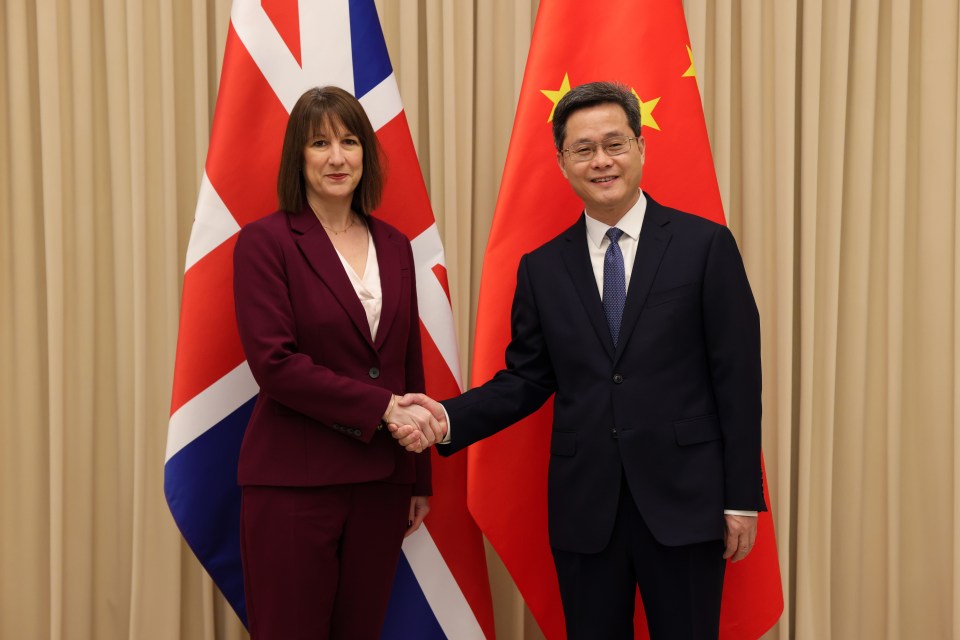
[645, 282, 698, 308]
[673, 415, 721, 446]
[550, 431, 577, 457]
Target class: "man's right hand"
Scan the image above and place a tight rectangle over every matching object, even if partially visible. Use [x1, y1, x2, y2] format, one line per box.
[383, 394, 447, 449]
[397, 394, 446, 432]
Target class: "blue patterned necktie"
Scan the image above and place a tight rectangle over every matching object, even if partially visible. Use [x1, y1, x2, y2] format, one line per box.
[603, 227, 626, 346]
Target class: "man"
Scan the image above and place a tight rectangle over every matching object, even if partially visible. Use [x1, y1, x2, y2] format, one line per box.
[392, 81, 764, 639]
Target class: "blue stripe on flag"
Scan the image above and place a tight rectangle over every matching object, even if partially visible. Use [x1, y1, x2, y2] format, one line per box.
[164, 397, 255, 625]
[382, 553, 448, 639]
[349, 0, 392, 99]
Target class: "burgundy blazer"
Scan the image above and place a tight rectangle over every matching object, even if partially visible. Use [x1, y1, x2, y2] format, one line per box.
[233, 206, 431, 495]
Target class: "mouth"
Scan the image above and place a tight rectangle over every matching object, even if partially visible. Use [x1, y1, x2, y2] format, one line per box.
[591, 176, 618, 184]
[327, 173, 349, 180]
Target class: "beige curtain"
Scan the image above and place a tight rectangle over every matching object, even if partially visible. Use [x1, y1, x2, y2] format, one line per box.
[2, 0, 959, 638]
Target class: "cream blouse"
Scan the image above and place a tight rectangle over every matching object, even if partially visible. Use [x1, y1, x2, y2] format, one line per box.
[334, 227, 382, 340]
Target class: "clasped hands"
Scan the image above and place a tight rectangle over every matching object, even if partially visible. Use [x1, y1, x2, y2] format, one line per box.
[383, 393, 446, 453]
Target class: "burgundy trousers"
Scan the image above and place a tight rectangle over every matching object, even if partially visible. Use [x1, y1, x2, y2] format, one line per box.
[240, 482, 412, 640]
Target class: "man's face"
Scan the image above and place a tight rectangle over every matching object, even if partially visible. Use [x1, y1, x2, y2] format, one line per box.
[557, 103, 645, 221]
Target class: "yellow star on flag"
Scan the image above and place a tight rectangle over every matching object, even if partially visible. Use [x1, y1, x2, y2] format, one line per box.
[683, 45, 696, 78]
[541, 73, 571, 122]
[631, 88, 661, 131]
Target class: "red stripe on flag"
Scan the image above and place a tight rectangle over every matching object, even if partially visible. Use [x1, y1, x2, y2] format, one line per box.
[170, 236, 246, 414]
[262, 0, 302, 66]
[372, 113, 434, 238]
[431, 264, 451, 304]
[206, 25, 288, 228]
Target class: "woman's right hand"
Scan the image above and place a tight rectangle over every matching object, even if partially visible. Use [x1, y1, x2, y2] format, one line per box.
[383, 395, 446, 448]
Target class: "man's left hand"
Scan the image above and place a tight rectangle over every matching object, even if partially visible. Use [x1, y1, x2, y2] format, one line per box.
[723, 514, 758, 562]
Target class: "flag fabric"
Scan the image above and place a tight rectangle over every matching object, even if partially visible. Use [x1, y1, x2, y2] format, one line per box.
[467, 0, 783, 638]
[164, 1, 495, 638]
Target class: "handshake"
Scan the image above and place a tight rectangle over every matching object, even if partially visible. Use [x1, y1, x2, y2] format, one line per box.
[382, 393, 447, 453]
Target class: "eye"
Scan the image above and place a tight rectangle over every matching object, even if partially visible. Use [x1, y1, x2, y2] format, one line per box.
[572, 145, 594, 157]
[605, 142, 626, 153]
[342, 137, 360, 147]
[311, 139, 328, 148]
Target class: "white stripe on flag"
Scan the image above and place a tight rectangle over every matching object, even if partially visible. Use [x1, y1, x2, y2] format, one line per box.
[402, 525, 486, 639]
[166, 362, 259, 462]
[411, 224, 464, 391]
[358, 73, 403, 132]
[184, 172, 242, 272]
[232, 0, 354, 112]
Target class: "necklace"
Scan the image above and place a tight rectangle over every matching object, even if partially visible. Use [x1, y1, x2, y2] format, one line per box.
[319, 215, 356, 236]
[309, 201, 357, 235]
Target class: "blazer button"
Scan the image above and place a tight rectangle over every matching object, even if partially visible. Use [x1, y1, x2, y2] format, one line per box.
[612, 374, 624, 384]
[611, 428, 619, 439]
[368, 367, 380, 379]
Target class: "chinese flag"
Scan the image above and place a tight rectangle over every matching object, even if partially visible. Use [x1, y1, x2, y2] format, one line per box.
[466, 0, 783, 638]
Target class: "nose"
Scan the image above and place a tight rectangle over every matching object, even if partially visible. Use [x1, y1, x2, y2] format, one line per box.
[328, 142, 345, 164]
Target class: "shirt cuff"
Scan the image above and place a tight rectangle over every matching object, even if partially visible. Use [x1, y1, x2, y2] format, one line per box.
[439, 404, 452, 444]
[724, 509, 758, 516]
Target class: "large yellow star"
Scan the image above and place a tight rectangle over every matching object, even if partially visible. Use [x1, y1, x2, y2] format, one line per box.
[541, 73, 571, 122]
[631, 88, 661, 131]
[683, 45, 697, 79]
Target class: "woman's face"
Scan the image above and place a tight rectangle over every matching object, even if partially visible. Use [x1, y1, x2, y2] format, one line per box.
[302, 117, 363, 207]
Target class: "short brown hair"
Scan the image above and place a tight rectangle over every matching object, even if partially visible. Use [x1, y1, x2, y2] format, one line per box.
[276, 86, 384, 216]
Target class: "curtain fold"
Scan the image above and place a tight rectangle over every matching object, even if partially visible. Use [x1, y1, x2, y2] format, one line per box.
[2, 0, 959, 638]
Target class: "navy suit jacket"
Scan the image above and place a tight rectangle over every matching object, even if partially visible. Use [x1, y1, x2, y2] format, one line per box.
[233, 206, 430, 496]
[439, 195, 763, 553]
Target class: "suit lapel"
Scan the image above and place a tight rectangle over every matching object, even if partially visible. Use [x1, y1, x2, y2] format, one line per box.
[369, 217, 401, 350]
[614, 198, 672, 364]
[561, 215, 616, 359]
[289, 206, 375, 348]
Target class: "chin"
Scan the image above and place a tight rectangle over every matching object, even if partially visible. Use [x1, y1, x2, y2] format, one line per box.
[593, 191, 627, 207]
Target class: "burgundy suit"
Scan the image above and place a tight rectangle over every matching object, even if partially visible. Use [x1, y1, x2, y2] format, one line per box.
[232, 205, 430, 639]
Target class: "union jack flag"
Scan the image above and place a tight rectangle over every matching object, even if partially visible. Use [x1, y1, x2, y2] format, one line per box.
[164, 2, 494, 637]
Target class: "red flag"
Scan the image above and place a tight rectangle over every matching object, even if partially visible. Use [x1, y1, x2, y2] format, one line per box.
[466, 1, 783, 638]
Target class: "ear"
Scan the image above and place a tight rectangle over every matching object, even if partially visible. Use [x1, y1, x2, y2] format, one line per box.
[556, 152, 568, 179]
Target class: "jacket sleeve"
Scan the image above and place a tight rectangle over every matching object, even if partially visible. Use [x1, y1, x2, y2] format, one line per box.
[232, 222, 392, 443]
[439, 254, 557, 456]
[701, 225, 766, 511]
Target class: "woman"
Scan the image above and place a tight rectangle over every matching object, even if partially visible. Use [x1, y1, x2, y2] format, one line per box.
[233, 86, 440, 639]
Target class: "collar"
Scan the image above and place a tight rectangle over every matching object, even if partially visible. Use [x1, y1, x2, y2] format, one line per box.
[584, 190, 647, 248]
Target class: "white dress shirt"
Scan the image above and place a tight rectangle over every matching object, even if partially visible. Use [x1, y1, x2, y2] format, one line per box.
[584, 192, 646, 296]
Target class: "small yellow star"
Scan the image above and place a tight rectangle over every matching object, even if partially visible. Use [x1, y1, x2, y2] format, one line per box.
[631, 88, 661, 131]
[683, 45, 696, 79]
[541, 73, 572, 122]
